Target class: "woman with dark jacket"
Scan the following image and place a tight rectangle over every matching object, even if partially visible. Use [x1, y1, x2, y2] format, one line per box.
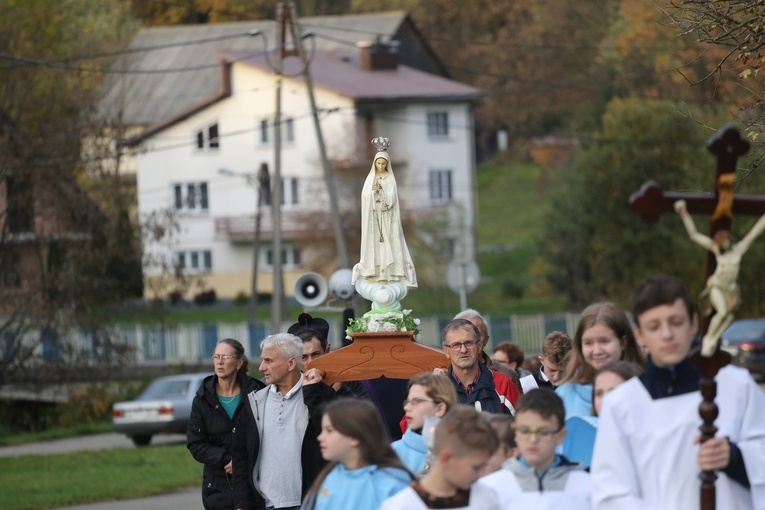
[187, 338, 265, 510]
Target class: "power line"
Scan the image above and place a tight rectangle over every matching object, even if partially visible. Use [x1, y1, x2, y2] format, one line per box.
[0, 46, 272, 75]
[0, 31, 261, 71]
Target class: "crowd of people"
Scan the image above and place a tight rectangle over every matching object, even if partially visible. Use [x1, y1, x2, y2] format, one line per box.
[186, 274, 765, 510]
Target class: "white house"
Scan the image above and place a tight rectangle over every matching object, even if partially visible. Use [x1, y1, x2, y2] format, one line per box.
[120, 14, 481, 299]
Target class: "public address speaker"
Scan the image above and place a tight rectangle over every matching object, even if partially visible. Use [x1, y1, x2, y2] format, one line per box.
[294, 272, 328, 308]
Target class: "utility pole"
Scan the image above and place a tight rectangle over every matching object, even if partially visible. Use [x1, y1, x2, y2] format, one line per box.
[271, 3, 287, 334]
[287, 2, 349, 268]
[249, 163, 270, 326]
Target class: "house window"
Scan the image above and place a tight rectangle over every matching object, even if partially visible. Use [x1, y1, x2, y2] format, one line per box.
[429, 170, 452, 203]
[175, 250, 212, 273]
[263, 178, 298, 207]
[0, 247, 22, 287]
[259, 117, 294, 145]
[4, 177, 34, 233]
[262, 245, 301, 269]
[427, 112, 449, 138]
[195, 123, 220, 150]
[172, 182, 209, 213]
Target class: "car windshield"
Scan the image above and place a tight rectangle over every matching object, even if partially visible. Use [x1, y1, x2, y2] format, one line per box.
[141, 379, 191, 399]
[724, 321, 765, 341]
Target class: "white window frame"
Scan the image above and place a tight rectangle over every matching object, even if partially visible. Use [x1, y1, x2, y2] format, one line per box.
[429, 169, 452, 204]
[173, 182, 209, 214]
[174, 249, 212, 274]
[427, 111, 449, 139]
[195, 123, 219, 150]
[258, 117, 295, 145]
[261, 245, 301, 270]
[263, 177, 298, 207]
[259, 118, 269, 145]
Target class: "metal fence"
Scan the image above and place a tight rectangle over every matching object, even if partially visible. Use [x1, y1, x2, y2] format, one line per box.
[21, 312, 581, 366]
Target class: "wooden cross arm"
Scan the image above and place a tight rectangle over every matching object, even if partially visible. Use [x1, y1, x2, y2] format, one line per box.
[306, 331, 450, 385]
[630, 180, 765, 223]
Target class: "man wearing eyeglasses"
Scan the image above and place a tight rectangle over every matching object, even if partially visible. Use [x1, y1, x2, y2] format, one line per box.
[454, 309, 522, 393]
[440, 318, 519, 414]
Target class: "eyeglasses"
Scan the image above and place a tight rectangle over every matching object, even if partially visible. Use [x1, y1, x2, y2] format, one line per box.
[513, 426, 561, 441]
[211, 354, 239, 362]
[443, 340, 479, 351]
[403, 397, 435, 408]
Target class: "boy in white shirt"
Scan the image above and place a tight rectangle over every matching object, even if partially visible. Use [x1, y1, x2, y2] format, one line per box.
[381, 406, 501, 509]
[591, 274, 765, 510]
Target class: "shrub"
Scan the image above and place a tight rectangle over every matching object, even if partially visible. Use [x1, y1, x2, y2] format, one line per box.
[232, 291, 249, 306]
[193, 289, 217, 305]
[56, 381, 142, 427]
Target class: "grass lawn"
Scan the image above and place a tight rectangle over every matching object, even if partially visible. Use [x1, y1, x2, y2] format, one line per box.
[0, 444, 198, 510]
[472, 159, 564, 314]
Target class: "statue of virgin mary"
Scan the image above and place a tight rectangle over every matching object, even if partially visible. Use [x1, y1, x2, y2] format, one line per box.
[352, 138, 416, 310]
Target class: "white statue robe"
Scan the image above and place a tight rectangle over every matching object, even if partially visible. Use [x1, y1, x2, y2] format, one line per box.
[352, 151, 417, 287]
[591, 365, 765, 510]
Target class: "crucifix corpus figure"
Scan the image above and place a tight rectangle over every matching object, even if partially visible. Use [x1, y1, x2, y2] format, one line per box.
[675, 192, 765, 357]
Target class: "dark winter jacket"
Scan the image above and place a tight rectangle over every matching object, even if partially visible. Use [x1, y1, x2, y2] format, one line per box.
[448, 362, 503, 414]
[231, 380, 336, 510]
[187, 372, 264, 510]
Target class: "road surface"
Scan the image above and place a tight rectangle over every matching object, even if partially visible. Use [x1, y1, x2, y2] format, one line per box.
[0, 432, 186, 458]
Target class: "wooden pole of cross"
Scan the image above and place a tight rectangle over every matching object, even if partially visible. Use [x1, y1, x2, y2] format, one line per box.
[629, 124, 765, 510]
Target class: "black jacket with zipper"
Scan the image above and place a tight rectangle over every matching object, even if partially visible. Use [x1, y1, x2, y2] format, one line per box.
[187, 371, 264, 510]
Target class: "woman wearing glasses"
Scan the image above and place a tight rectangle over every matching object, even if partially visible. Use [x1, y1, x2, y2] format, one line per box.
[187, 338, 265, 510]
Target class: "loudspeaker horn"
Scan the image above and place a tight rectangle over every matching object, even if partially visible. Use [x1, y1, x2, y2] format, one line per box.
[294, 272, 328, 308]
[328, 268, 355, 301]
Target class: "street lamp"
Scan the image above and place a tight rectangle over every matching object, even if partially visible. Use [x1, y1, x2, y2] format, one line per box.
[218, 165, 270, 327]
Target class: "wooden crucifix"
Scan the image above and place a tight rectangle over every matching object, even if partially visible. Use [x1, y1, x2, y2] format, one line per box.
[630, 124, 765, 510]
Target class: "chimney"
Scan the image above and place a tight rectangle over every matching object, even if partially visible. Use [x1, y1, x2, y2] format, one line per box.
[358, 39, 400, 71]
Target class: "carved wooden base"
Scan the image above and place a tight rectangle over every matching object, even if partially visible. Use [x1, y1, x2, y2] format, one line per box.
[307, 331, 450, 385]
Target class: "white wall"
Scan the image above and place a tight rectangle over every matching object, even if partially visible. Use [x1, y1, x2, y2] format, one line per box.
[136, 60, 477, 296]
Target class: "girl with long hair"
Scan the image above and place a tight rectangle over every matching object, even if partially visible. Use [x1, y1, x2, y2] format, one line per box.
[556, 302, 644, 421]
[302, 399, 412, 510]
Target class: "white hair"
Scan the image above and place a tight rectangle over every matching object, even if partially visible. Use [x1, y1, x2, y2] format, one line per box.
[454, 309, 488, 333]
[260, 333, 304, 363]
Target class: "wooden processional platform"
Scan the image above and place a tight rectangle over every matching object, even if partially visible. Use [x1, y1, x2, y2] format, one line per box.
[306, 331, 449, 385]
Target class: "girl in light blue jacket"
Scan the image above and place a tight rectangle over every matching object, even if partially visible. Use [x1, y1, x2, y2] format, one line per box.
[391, 372, 457, 474]
[301, 399, 413, 510]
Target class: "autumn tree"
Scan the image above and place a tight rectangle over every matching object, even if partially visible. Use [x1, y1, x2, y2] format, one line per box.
[541, 98, 741, 308]
[661, 0, 765, 169]
[0, 0, 145, 386]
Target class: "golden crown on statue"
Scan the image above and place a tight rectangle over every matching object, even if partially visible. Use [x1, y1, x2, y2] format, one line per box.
[371, 137, 391, 152]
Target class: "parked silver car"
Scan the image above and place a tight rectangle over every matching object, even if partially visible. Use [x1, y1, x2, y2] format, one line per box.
[112, 372, 210, 446]
[720, 318, 765, 381]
